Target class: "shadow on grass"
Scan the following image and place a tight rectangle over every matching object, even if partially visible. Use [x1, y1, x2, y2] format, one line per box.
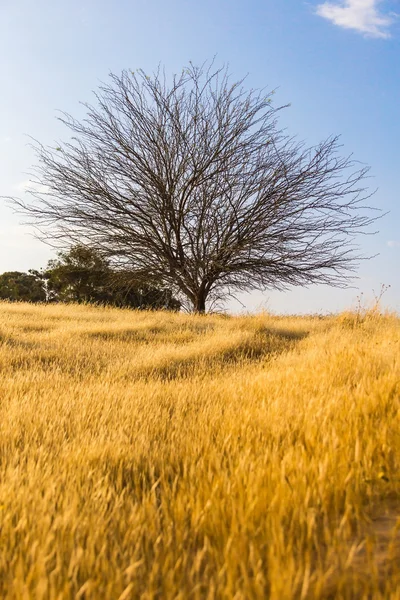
[134, 327, 309, 382]
[85, 322, 216, 344]
[1, 325, 309, 381]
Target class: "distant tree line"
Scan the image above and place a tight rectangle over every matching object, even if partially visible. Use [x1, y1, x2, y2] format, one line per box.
[0, 245, 180, 309]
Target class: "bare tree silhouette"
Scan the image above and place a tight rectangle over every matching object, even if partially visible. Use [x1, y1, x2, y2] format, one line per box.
[12, 62, 378, 312]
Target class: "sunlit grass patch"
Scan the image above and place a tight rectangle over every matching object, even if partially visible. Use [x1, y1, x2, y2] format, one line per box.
[0, 302, 398, 598]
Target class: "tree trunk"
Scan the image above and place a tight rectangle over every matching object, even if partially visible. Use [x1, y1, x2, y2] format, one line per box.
[193, 293, 206, 314]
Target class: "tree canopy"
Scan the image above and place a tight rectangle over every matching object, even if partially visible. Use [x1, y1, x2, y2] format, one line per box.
[0, 271, 46, 302]
[14, 62, 377, 312]
[0, 246, 180, 309]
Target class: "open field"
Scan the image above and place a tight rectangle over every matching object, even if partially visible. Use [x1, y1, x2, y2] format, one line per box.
[0, 302, 399, 599]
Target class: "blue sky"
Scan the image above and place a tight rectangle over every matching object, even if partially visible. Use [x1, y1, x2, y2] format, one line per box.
[0, 0, 399, 313]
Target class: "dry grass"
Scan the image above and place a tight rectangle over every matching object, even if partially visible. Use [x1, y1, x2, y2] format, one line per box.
[0, 301, 399, 599]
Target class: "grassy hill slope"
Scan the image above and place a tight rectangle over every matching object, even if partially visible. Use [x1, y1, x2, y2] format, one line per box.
[0, 302, 399, 598]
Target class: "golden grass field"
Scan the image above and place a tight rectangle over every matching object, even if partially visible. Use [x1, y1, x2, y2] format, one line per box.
[0, 301, 399, 599]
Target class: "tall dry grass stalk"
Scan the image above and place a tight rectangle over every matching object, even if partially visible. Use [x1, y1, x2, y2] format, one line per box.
[0, 302, 399, 598]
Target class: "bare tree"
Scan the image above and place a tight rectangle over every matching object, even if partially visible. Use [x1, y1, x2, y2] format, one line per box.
[13, 62, 378, 313]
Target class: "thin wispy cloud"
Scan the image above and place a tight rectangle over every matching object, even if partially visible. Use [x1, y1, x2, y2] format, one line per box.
[387, 240, 400, 248]
[316, 0, 394, 38]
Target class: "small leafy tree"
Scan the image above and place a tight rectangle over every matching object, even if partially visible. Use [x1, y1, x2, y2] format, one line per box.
[45, 245, 111, 303]
[0, 271, 46, 302]
[43, 245, 180, 309]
